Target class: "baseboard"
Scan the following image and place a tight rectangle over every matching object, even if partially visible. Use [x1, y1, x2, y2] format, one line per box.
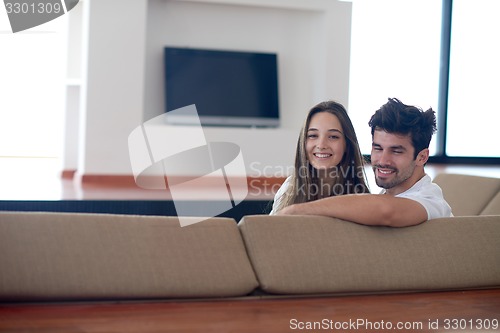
[61, 169, 77, 179]
[69, 173, 286, 189]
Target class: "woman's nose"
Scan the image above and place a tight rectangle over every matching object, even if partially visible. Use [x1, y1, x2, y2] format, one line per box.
[316, 136, 328, 149]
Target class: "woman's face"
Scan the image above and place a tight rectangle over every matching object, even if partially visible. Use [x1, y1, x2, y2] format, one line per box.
[306, 111, 347, 171]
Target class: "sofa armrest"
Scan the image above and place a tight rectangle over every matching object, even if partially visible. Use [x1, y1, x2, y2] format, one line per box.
[433, 173, 500, 216]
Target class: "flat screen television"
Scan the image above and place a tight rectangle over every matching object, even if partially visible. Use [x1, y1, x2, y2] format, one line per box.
[164, 47, 280, 127]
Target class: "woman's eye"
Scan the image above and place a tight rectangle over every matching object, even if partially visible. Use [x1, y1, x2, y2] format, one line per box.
[307, 134, 317, 139]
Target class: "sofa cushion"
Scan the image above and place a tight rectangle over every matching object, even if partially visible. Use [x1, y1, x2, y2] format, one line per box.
[0, 212, 258, 301]
[433, 173, 500, 216]
[238, 215, 500, 295]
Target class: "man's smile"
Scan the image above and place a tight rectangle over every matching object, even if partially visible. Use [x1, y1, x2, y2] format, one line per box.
[374, 166, 397, 177]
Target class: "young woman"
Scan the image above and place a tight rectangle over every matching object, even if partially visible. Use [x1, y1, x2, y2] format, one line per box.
[270, 100, 370, 214]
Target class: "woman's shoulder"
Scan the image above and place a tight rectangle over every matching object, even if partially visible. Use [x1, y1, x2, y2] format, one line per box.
[278, 175, 292, 192]
[269, 176, 292, 215]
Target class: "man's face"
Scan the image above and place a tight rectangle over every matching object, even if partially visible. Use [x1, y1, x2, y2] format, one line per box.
[370, 129, 419, 194]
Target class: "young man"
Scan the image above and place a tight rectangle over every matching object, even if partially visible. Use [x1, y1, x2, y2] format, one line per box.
[276, 98, 452, 227]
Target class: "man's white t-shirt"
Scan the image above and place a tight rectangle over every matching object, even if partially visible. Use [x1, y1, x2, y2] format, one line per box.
[381, 174, 453, 220]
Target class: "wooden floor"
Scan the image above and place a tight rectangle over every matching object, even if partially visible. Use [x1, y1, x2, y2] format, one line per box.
[1, 289, 499, 332]
[1, 157, 499, 201]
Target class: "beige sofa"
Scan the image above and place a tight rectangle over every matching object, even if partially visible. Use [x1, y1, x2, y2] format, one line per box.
[0, 173, 499, 302]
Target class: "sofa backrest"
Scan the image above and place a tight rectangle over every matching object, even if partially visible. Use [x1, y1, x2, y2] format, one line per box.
[433, 173, 500, 216]
[238, 215, 500, 295]
[0, 212, 258, 302]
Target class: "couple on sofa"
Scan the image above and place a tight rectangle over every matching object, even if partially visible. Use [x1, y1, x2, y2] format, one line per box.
[270, 98, 452, 226]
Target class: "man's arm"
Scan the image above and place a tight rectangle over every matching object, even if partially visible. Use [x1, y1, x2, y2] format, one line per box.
[276, 194, 428, 227]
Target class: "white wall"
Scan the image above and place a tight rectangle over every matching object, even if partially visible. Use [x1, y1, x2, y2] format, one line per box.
[66, 0, 352, 178]
[61, 3, 83, 173]
[78, 0, 148, 174]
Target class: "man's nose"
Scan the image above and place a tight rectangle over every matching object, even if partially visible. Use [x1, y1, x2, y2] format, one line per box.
[378, 150, 391, 166]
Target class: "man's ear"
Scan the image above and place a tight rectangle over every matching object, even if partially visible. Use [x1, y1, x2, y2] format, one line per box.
[416, 148, 429, 166]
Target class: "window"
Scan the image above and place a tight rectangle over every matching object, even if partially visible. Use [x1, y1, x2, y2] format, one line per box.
[348, 0, 442, 156]
[446, 0, 500, 158]
[348, 0, 500, 162]
[0, 12, 67, 157]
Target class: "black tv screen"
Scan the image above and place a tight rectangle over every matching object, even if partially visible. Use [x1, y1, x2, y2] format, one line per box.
[164, 47, 279, 127]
